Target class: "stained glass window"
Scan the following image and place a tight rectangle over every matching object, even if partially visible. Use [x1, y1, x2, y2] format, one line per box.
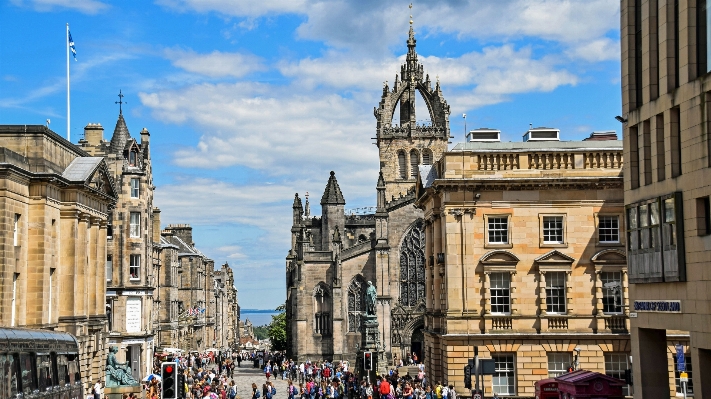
[348, 276, 365, 332]
[400, 220, 426, 307]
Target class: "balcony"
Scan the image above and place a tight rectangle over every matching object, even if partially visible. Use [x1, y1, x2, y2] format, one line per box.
[491, 316, 512, 330]
[547, 317, 569, 330]
[603, 315, 628, 333]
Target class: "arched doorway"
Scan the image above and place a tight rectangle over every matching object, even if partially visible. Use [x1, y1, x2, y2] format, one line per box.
[411, 325, 424, 363]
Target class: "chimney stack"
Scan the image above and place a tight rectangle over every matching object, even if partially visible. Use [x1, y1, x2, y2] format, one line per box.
[84, 123, 104, 146]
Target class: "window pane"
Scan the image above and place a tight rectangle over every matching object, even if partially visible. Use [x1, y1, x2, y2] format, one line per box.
[627, 207, 638, 229]
[37, 354, 52, 391]
[129, 255, 140, 280]
[488, 217, 508, 244]
[665, 197, 676, 222]
[601, 272, 623, 313]
[19, 353, 35, 394]
[492, 354, 515, 395]
[604, 353, 630, 396]
[599, 216, 620, 243]
[490, 273, 511, 314]
[106, 255, 113, 282]
[546, 272, 566, 314]
[547, 353, 572, 377]
[543, 216, 564, 243]
[130, 212, 140, 238]
[130, 178, 139, 198]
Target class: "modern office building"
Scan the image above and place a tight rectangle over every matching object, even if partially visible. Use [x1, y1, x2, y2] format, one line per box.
[620, 0, 711, 396]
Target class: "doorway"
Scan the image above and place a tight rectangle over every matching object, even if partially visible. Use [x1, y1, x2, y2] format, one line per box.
[411, 327, 424, 363]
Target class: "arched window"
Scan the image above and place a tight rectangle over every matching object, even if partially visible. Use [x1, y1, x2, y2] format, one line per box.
[422, 149, 433, 165]
[398, 151, 407, 179]
[400, 220, 426, 306]
[410, 149, 420, 179]
[313, 285, 331, 336]
[348, 276, 366, 332]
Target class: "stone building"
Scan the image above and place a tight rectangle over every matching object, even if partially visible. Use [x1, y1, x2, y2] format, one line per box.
[214, 263, 239, 350]
[285, 22, 449, 364]
[620, 0, 711, 397]
[153, 213, 181, 350]
[162, 224, 216, 351]
[79, 110, 156, 381]
[415, 131, 635, 396]
[0, 125, 117, 392]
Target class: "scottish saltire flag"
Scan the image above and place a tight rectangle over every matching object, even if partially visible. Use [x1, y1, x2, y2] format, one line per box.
[68, 31, 77, 61]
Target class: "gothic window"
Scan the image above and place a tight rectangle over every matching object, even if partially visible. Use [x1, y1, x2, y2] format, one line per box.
[399, 220, 426, 306]
[422, 149, 433, 165]
[313, 285, 331, 336]
[348, 276, 365, 332]
[398, 151, 407, 179]
[410, 149, 420, 179]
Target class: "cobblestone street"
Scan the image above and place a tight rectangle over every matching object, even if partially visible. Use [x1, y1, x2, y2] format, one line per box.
[228, 365, 291, 399]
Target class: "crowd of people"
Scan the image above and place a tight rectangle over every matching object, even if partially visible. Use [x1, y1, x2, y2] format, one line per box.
[102, 350, 456, 399]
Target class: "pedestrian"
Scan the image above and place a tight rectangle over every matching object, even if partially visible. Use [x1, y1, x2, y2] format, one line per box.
[93, 380, 102, 399]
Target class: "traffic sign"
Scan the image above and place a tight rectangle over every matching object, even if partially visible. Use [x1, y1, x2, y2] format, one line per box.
[676, 345, 686, 372]
[680, 372, 688, 382]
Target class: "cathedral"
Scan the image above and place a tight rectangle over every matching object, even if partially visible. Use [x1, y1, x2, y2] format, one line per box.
[285, 21, 450, 364]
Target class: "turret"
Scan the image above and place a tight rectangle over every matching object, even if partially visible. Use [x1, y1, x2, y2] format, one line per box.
[321, 171, 346, 250]
[292, 193, 303, 226]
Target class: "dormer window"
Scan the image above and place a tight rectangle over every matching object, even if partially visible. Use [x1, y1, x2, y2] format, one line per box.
[129, 151, 137, 166]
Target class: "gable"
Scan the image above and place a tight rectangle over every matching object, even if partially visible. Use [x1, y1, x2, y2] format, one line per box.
[88, 161, 118, 199]
[591, 249, 627, 265]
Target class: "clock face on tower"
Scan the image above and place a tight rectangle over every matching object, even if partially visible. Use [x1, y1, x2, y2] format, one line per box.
[594, 381, 604, 392]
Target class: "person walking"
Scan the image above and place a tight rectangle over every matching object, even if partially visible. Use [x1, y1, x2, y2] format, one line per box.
[93, 380, 103, 399]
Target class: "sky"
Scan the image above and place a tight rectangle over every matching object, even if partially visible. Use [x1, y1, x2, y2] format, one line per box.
[0, 0, 622, 310]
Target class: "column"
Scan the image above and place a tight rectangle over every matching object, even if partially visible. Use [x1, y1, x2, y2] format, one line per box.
[622, 270, 630, 316]
[539, 271, 547, 316]
[510, 271, 518, 315]
[594, 270, 604, 315]
[483, 272, 491, 315]
[565, 271, 573, 314]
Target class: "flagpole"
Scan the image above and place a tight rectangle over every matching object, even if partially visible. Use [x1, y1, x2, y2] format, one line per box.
[66, 23, 70, 142]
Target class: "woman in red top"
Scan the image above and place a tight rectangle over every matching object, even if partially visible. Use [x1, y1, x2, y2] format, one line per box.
[379, 376, 391, 399]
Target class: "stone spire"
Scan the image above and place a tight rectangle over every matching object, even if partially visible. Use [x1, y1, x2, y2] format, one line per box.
[304, 192, 310, 217]
[321, 171, 346, 205]
[109, 112, 131, 154]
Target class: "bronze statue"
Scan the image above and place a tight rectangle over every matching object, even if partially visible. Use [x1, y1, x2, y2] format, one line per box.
[105, 346, 139, 387]
[366, 281, 377, 316]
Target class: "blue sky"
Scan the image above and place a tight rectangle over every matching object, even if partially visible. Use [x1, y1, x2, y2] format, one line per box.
[0, 0, 621, 310]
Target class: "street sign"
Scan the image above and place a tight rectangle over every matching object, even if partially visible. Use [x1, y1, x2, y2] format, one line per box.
[680, 372, 688, 382]
[629, 312, 638, 318]
[676, 345, 686, 372]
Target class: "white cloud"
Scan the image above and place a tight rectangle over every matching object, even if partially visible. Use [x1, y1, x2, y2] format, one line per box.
[566, 37, 620, 62]
[155, 0, 619, 61]
[10, 0, 109, 13]
[156, 0, 307, 17]
[164, 49, 264, 78]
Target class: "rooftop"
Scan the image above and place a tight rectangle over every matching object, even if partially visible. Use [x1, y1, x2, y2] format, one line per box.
[451, 140, 622, 152]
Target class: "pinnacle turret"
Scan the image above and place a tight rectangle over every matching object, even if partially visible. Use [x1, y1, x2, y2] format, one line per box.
[109, 113, 131, 154]
[321, 171, 346, 205]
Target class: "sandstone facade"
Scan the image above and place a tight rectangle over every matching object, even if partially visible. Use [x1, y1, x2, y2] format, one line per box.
[416, 136, 637, 396]
[0, 125, 117, 393]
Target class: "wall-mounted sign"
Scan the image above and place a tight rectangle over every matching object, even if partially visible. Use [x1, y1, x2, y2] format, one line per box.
[633, 300, 681, 313]
[125, 297, 142, 332]
[122, 290, 149, 296]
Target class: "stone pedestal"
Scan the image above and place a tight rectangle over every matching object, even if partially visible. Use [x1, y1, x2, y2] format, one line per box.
[105, 385, 142, 399]
[358, 314, 385, 381]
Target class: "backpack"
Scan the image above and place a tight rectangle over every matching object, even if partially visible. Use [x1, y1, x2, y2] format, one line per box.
[310, 385, 317, 395]
[229, 388, 237, 399]
[255, 390, 261, 399]
[272, 387, 277, 397]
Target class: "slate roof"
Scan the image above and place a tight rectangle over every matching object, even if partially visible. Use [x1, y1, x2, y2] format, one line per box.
[321, 171, 346, 205]
[109, 113, 131, 154]
[61, 157, 104, 182]
[418, 165, 437, 188]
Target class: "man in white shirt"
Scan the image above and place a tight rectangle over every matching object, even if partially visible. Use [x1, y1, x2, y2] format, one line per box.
[93, 380, 102, 399]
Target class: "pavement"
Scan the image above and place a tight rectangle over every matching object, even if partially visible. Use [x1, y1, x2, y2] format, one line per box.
[228, 364, 291, 399]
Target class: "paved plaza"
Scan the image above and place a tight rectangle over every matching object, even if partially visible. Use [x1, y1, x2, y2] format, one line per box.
[228, 364, 291, 399]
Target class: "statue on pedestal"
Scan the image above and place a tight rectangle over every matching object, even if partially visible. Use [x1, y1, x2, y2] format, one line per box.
[105, 346, 139, 387]
[366, 281, 377, 316]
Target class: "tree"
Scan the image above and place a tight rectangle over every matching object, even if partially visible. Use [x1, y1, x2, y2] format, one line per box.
[268, 303, 287, 351]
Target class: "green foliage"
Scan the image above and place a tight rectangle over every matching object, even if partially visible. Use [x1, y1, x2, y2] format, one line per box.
[268, 303, 287, 351]
[252, 325, 269, 340]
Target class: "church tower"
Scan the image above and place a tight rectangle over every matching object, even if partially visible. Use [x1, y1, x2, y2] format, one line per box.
[374, 9, 451, 200]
